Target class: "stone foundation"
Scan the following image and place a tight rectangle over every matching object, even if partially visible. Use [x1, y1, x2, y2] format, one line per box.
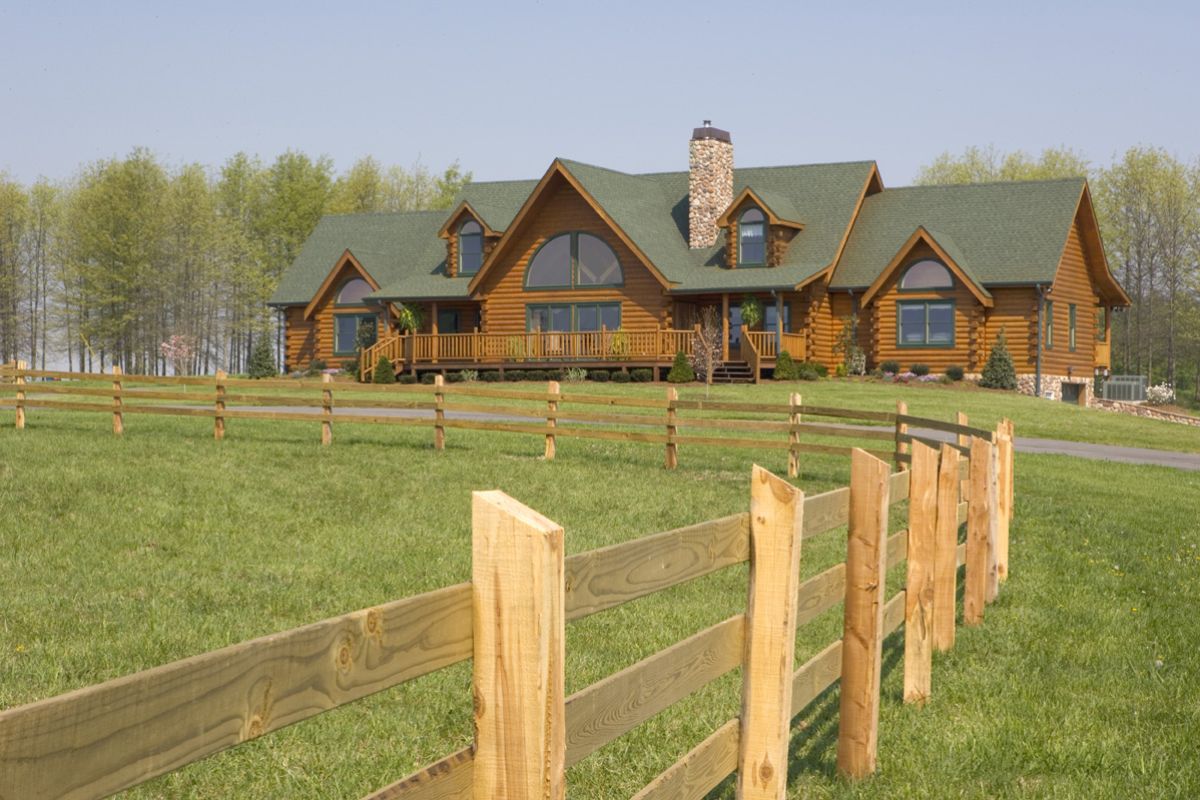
[1016, 374, 1093, 404]
[1090, 398, 1200, 426]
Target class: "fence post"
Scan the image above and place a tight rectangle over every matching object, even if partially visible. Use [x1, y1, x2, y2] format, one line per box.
[837, 448, 890, 779]
[112, 365, 124, 436]
[545, 379, 559, 460]
[434, 374, 445, 451]
[932, 443, 960, 652]
[320, 373, 332, 446]
[214, 369, 226, 441]
[904, 441, 938, 705]
[956, 411, 969, 501]
[15, 359, 27, 430]
[986, 438, 1001, 604]
[664, 387, 678, 469]
[894, 400, 908, 470]
[964, 437, 996, 625]
[737, 465, 804, 799]
[471, 490, 566, 800]
[996, 419, 1014, 583]
[787, 392, 801, 478]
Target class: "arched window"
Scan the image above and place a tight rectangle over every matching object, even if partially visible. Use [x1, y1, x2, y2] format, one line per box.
[458, 220, 483, 276]
[738, 207, 766, 266]
[525, 232, 623, 289]
[337, 278, 373, 305]
[900, 259, 953, 290]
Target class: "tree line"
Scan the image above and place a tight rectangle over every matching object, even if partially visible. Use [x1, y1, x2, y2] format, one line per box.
[918, 145, 1200, 403]
[0, 151, 468, 374]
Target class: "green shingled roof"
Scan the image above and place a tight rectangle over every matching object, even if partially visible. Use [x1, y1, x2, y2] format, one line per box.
[830, 179, 1085, 290]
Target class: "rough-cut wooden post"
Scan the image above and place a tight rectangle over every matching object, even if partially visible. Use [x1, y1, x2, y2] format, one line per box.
[112, 365, 124, 436]
[664, 386, 678, 470]
[471, 490, 566, 800]
[932, 443, 960, 652]
[996, 418, 1014, 583]
[894, 400, 908, 470]
[787, 392, 802, 478]
[837, 448, 890, 779]
[904, 441, 938, 705]
[545, 379, 559, 460]
[434, 374, 445, 451]
[985, 438, 1001, 604]
[14, 359, 27, 429]
[214, 369, 227, 441]
[956, 411, 969, 502]
[320, 373, 332, 446]
[964, 437, 995, 626]
[738, 465, 804, 799]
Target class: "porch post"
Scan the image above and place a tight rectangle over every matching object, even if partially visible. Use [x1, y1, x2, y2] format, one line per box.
[431, 301, 439, 364]
[775, 292, 784, 354]
[722, 293, 730, 362]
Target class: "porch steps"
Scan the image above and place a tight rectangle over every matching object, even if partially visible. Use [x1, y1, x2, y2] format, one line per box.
[712, 361, 755, 384]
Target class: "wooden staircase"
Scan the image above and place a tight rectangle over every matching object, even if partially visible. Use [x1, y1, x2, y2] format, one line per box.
[712, 361, 755, 384]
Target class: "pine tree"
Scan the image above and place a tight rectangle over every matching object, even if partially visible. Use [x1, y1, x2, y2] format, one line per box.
[774, 350, 798, 380]
[667, 351, 694, 383]
[247, 336, 276, 378]
[373, 354, 396, 384]
[980, 330, 1018, 390]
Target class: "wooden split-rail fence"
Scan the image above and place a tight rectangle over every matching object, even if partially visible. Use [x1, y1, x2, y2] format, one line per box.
[0, 416, 1017, 799]
[0, 362, 996, 475]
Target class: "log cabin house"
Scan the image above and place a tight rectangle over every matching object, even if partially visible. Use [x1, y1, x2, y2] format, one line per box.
[269, 124, 1129, 400]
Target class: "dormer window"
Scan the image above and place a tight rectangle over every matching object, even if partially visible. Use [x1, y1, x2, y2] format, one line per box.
[900, 259, 953, 290]
[459, 220, 483, 276]
[738, 207, 766, 266]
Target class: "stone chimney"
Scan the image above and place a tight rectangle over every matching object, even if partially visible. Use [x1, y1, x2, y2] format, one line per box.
[688, 121, 733, 249]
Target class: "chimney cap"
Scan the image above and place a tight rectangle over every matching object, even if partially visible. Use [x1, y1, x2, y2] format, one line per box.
[691, 122, 731, 143]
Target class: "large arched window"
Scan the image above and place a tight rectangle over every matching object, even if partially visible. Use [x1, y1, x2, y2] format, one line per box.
[525, 232, 623, 289]
[337, 278, 373, 305]
[738, 207, 766, 266]
[458, 220, 483, 276]
[900, 259, 953, 290]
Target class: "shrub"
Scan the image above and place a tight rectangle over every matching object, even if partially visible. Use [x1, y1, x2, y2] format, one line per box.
[481, 371, 501, 382]
[796, 362, 821, 381]
[911, 363, 930, 377]
[505, 370, 527, 382]
[525, 369, 547, 381]
[247, 337, 277, 379]
[631, 368, 653, 383]
[980, 330, 1018, 390]
[341, 359, 359, 376]
[945, 365, 965, 382]
[835, 363, 848, 378]
[880, 360, 901, 375]
[1146, 382, 1175, 406]
[589, 369, 611, 382]
[773, 351, 799, 380]
[372, 355, 396, 384]
[564, 367, 588, 383]
[612, 371, 632, 383]
[667, 351, 695, 383]
[420, 372, 437, 385]
[457, 369, 478, 383]
[809, 362, 829, 378]
[397, 374, 417, 384]
[305, 359, 327, 377]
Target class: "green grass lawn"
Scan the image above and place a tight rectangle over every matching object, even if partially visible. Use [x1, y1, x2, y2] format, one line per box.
[1, 393, 1198, 799]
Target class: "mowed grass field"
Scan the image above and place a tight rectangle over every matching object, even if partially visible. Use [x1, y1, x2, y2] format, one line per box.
[1, 383, 1199, 799]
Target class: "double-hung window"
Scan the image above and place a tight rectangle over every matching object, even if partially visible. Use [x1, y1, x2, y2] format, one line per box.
[897, 301, 954, 347]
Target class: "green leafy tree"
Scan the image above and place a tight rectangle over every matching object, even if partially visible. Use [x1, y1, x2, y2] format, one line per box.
[247, 336, 276, 378]
[916, 145, 1091, 185]
[980, 330, 1018, 390]
[373, 354, 396, 384]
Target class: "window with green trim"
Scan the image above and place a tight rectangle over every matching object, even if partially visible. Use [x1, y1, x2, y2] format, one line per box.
[899, 260, 953, 290]
[525, 232, 622, 289]
[738, 207, 766, 266]
[526, 302, 621, 332]
[1045, 300, 1054, 350]
[336, 278, 372, 305]
[1069, 304, 1077, 352]
[334, 313, 377, 355]
[458, 220, 483, 276]
[897, 301, 954, 347]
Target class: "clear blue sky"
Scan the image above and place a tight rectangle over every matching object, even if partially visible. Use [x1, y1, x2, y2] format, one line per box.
[2, 0, 1196, 186]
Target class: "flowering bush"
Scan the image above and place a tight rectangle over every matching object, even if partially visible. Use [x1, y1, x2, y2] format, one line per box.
[1145, 383, 1175, 406]
[892, 371, 917, 384]
[918, 374, 940, 383]
[159, 335, 195, 376]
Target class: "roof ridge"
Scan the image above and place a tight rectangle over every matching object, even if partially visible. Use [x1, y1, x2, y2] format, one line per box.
[634, 159, 877, 178]
[883, 177, 1086, 192]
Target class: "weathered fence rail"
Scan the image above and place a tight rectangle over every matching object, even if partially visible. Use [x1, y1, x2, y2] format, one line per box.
[0, 417, 1015, 799]
[0, 363, 996, 476]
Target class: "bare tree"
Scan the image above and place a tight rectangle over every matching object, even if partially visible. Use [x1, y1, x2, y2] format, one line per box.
[690, 306, 723, 395]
